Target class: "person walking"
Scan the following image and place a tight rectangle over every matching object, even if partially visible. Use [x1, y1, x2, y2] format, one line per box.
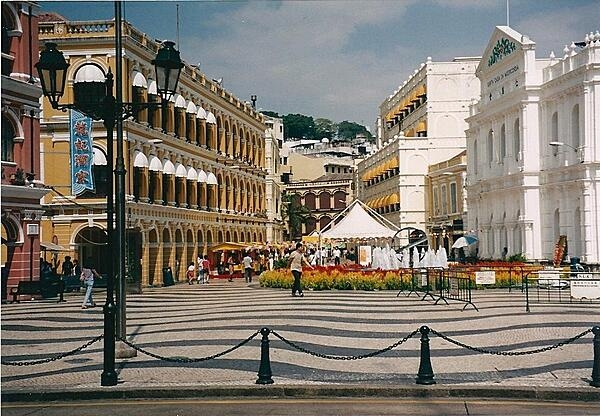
[242, 251, 253, 283]
[73, 259, 81, 278]
[58, 255, 74, 301]
[287, 242, 313, 297]
[187, 262, 196, 285]
[197, 254, 203, 283]
[201, 255, 211, 284]
[227, 252, 236, 282]
[80, 258, 101, 309]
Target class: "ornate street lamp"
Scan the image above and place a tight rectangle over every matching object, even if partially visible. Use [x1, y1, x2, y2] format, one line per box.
[35, 42, 69, 110]
[36, 3, 183, 387]
[152, 40, 183, 103]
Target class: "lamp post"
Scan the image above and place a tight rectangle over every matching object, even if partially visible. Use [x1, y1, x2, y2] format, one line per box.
[36, 1, 183, 386]
[549, 141, 579, 152]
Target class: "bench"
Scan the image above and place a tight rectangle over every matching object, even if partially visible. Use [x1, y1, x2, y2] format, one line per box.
[10, 281, 42, 303]
[10, 279, 61, 303]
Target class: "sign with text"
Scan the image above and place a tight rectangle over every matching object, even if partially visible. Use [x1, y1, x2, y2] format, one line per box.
[359, 246, 372, 267]
[420, 272, 428, 287]
[570, 273, 600, 300]
[449, 278, 459, 296]
[475, 271, 496, 285]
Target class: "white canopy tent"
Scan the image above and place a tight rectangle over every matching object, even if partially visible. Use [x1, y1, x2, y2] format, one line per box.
[316, 199, 401, 267]
[318, 199, 400, 241]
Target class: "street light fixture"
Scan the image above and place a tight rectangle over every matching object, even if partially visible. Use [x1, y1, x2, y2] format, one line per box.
[36, 2, 183, 387]
[549, 141, 578, 151]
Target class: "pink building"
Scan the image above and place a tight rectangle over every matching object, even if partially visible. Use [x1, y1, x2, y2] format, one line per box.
[1, 2, 48, 299]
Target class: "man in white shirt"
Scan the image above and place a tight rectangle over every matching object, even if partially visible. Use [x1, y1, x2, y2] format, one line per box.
[242, 252, 253, 283]
[332, 246, 341, 266]
[287, 242, 313, 297]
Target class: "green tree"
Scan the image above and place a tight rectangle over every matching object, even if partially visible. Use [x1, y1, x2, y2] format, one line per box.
[337, 120, 373, 141]
[314, 118, 337, 140]
[283, 113, 315, 140]
[281, 193, 311, 240]
[261, 110, 280, 118]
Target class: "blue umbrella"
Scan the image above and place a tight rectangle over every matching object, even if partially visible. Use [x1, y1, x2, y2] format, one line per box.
[452, 235, 478, 249]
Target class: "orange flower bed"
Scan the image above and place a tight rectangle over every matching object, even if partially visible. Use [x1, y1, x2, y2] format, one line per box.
[259, 263, 545, 291]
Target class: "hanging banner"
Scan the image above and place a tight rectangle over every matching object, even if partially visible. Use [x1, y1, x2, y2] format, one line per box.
[70, 109, 95, 195]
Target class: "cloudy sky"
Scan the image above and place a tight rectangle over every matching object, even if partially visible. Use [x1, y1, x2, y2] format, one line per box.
[43, 0, 599, 130]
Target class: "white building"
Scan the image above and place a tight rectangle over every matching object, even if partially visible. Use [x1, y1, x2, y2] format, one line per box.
[264, 115, 285, 243]
[358, 57, 480, 238]
[466, 26, 600, 264]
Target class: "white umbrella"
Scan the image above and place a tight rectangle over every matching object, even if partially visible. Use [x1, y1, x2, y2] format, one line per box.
[452, 235, 478, 249]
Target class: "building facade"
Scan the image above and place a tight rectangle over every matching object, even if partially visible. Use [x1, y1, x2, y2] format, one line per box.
[1, 2, 49, 296]
[466, 26, 599, 264]
[357, 57, 480, 246]
[425, 151, 467, 253]
[264, 115, 285, 244]
[284, 172, 352, 239]
[38, 15, 268, 288]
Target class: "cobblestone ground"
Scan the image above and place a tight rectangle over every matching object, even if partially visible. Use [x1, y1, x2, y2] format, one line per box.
[1, 280, 598, 391]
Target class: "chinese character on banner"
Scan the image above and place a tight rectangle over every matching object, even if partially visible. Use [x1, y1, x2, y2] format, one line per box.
[70, 110, 95, 195]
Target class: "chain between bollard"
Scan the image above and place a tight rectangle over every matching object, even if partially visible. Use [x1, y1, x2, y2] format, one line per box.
[430, 328, 593, 356]
[271, 328, 420, 360]
[1, 335, 104, 366]
[118, 330, 261, 363]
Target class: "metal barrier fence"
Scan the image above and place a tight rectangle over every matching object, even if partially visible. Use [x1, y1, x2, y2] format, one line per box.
[3, 325, 598, 388]
[524, 270, 600, 312]
[397, 268, 477, 310]
[449, 265, 532, 293]
[434, 269, 477, 311]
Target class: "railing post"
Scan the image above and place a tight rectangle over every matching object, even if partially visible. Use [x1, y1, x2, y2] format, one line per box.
[415, 325, 436, 385]
[524, 273, 530, 313]
[591, 326, 600, 388]
[256, 327, 274, 385]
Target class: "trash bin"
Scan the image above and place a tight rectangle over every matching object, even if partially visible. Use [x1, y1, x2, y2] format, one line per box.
[570, 257, 584, 273]
[162, 267, 174, 287]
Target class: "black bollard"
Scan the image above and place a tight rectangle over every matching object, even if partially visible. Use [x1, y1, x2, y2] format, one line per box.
[256, 327, 274, 385]
[591, 326, 600, 388]
[415, 325, 436, 385]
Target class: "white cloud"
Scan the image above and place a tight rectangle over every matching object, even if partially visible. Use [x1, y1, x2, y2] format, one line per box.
[513, 3, 600, 55]
[183, 1, 416, 124]
[178, 0, 599, 126]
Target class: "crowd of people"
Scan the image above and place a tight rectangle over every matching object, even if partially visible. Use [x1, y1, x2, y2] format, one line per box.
[39, 242, 358, 305]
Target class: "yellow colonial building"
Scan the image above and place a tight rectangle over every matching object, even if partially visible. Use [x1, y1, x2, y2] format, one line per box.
[38, 15, 268, 289]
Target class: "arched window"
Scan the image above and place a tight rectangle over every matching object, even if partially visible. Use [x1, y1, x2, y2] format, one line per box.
[487, 129, 494, 165]
[319, 216, 331, 230]
[304, 192, 316, 210]
[305, 217, 316, 234]
[573, 207, 581, 257]
[499, 124, 506, 162]
[553, 208, 560, 244]
[333, 191, 346, 209]
[551, 111, 559, 156]
[513, 118, 520, 161]
[473, 140, 478, 175]
[1, 114, 15, 162]
[1, 5, 18, 76]
[319, 192, 331, 210]
[79, 147, 109, 198]
[571, 104, 580, 149]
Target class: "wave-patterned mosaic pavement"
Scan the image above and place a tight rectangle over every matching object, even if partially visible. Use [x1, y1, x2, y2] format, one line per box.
[1, 280, 597, 390]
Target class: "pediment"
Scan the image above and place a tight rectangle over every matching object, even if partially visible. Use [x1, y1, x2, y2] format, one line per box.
[477, 26, 533, 75]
